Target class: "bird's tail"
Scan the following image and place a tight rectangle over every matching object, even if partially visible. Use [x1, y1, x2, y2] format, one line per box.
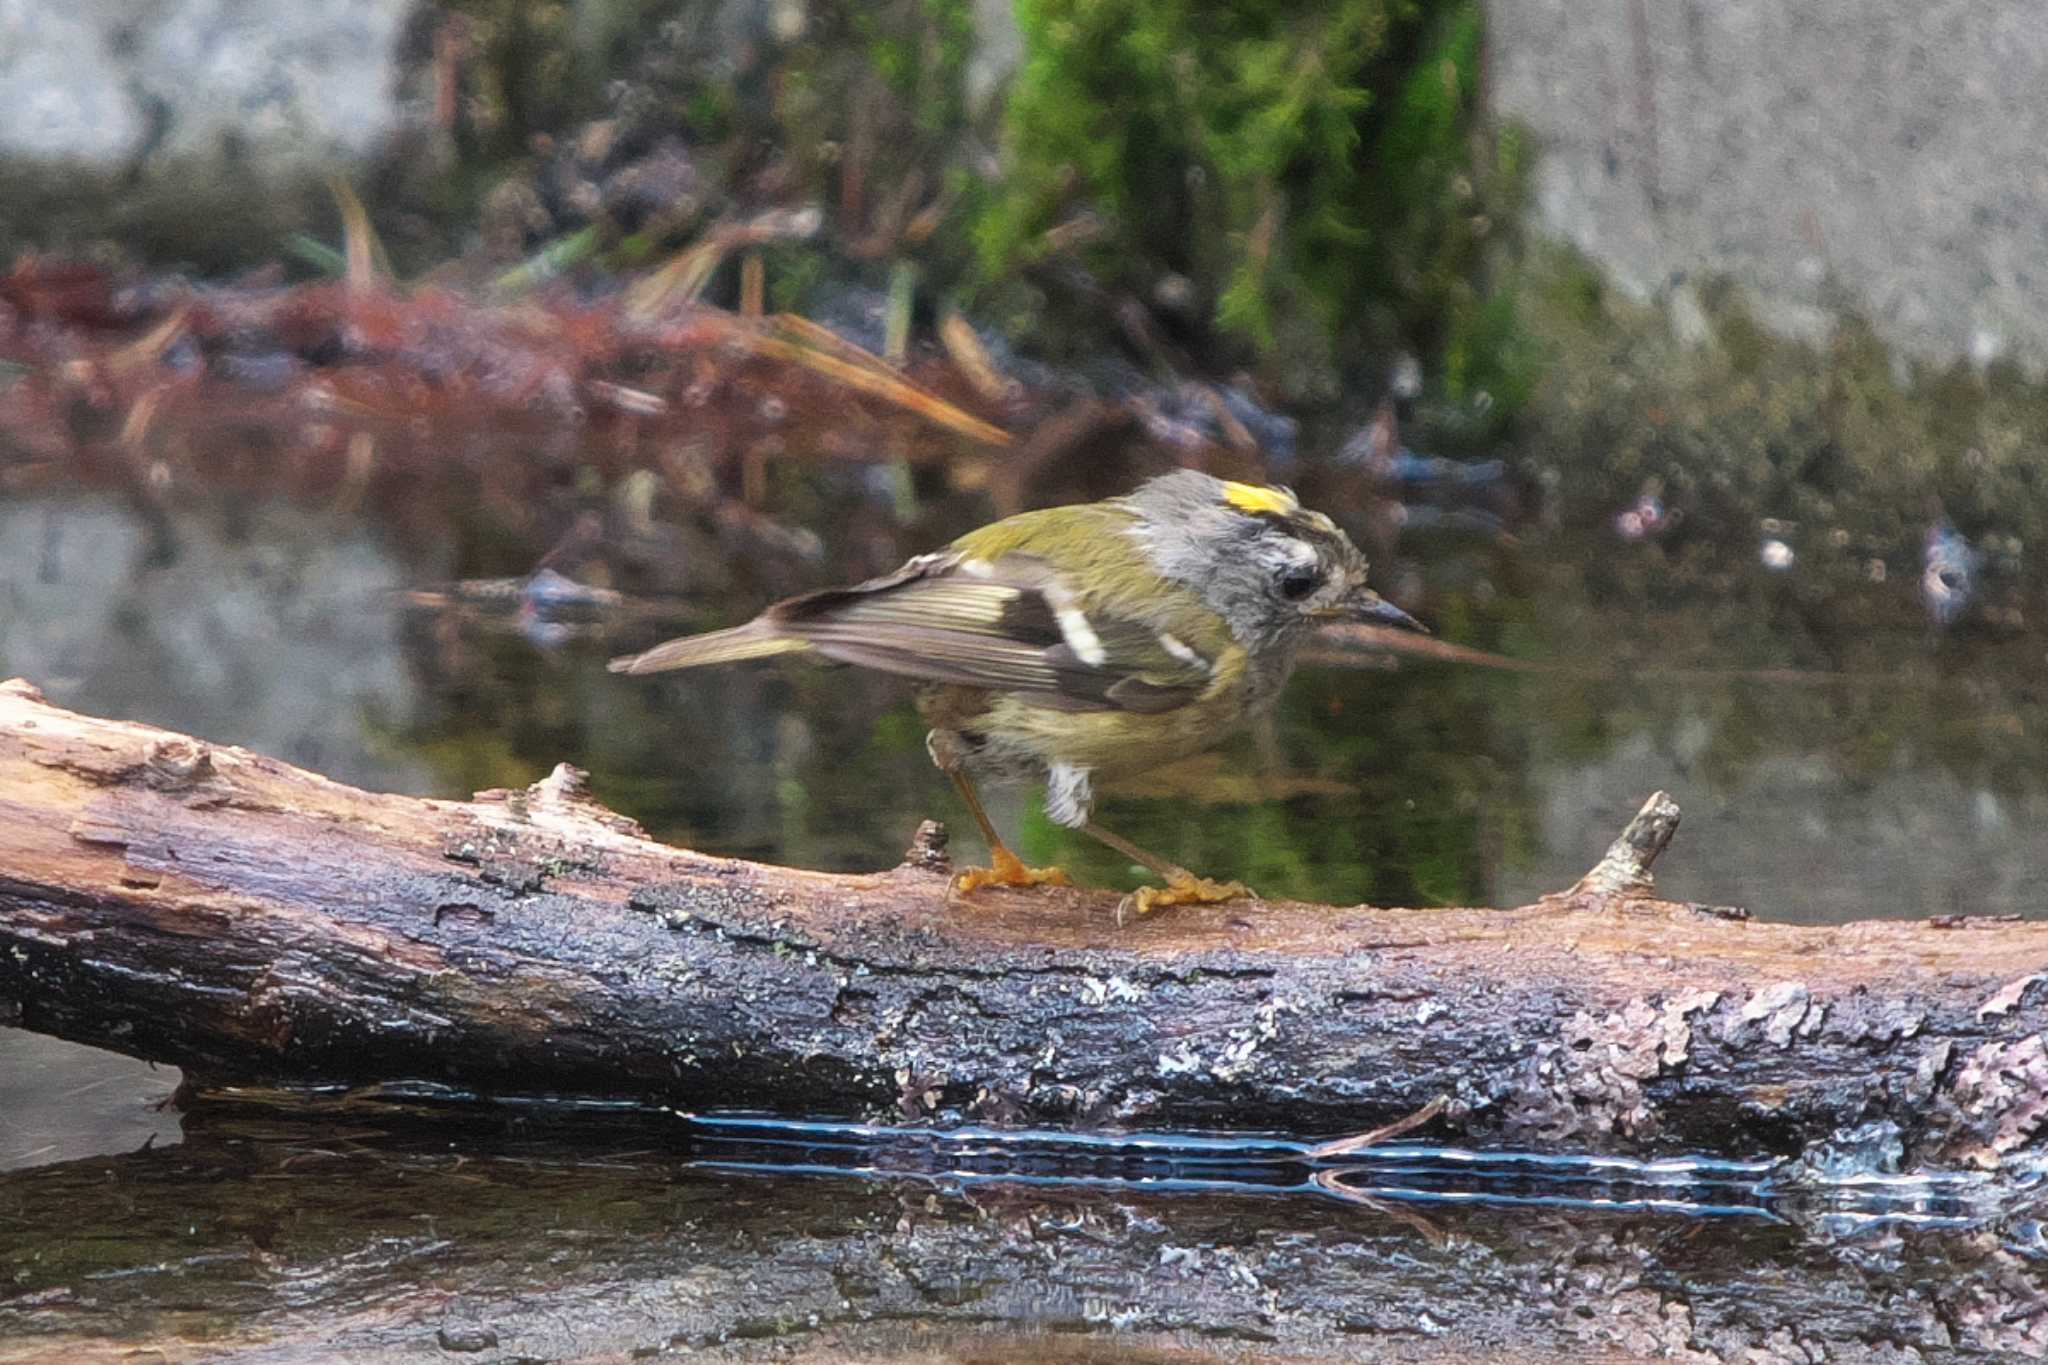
[607, 622, 810, 674]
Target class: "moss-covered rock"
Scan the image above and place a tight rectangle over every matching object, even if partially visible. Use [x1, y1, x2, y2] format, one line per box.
[1507, 242, 2048, 558]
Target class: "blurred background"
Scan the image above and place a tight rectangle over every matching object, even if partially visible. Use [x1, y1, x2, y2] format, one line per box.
[2, 0, 2046, 1165]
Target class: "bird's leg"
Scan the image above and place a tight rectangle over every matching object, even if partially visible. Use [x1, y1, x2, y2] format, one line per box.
[945, 769, 1071, 895]
[1077, 819, 1252, 918]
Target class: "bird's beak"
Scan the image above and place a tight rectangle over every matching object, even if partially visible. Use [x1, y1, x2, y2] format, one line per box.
[1348, 589, 1428, 634]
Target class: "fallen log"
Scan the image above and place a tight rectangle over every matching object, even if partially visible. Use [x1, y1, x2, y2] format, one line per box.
[1, 677, 2045, 1167]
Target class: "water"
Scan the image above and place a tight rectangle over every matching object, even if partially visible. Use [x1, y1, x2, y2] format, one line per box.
[5, 478, 2042, 928]
[0, 1103, 2038, 1360]
[4, 456, 2047, 1358]
[0, 1033, 181, 1171]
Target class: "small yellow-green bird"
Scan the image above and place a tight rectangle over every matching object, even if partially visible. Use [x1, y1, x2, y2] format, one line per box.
[610, 470, 1422, 914]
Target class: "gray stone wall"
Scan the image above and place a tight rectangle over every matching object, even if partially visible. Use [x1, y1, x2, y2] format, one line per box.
[0, 0, 416, 171]
[1487, 0, 2048, 372]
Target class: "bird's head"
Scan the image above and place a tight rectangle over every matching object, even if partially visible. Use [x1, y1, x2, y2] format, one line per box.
[1125, 471, 1424, 647]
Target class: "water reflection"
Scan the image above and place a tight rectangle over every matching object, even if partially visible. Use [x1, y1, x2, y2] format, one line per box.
[0, 1034, 179, 1171]
[0, 1109, 2038, 1362]
[679, 1113, 1791, 1222]
[0, 492, 437, 793]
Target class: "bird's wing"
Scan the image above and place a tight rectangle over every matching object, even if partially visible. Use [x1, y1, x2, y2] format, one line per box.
[769, 550, 1215, 713]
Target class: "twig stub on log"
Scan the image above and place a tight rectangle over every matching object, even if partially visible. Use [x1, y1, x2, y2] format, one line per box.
[1567, 788, 1680, 899]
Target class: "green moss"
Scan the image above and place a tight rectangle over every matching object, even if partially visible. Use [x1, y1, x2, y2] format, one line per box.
[970, 0, 1515, 395]
[1508, 241, 2048, 548]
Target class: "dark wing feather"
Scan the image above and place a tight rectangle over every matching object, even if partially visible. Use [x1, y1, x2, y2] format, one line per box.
[767, 552, 1209, 712]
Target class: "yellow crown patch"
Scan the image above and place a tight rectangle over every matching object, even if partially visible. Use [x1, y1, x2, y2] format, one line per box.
[1220, 481, 1299, 517]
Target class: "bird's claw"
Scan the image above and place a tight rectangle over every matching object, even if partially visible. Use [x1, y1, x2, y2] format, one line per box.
[953, 847, 1071, 896]
[1118, 875, 1254, 921]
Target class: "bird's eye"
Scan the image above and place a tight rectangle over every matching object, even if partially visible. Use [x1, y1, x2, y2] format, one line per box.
[1279, 567, 1322, 601]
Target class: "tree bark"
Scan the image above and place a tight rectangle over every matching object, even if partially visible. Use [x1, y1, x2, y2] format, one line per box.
[2, 677, 2046, 1168]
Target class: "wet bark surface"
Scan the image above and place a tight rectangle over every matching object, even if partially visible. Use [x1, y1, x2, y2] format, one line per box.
[2, 678, 2047, 1169]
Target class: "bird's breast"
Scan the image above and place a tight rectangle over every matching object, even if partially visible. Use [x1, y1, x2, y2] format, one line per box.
[970, 650, 1256, 779]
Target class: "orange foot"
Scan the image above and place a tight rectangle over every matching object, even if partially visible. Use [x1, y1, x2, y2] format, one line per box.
[1121, 875, 1254, 920]
[953, 846, 1072, 896]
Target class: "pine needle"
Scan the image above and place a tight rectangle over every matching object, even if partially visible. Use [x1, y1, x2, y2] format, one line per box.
[625, 233, 731, 318]
[625, 207, 821, 321]
[494, 225, 604, 296]
[938, 311, 1015, 404]
[107, 308, 189, 378]
[327, 179, 392, 293]
[285, 234, 349, 278]
[739, 251, 764, 318]
[739, 315, 1012, 448]
[884, 259, 916, 365]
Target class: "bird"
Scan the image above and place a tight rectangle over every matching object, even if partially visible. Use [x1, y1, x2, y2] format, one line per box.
[608, 470, 1424, 915]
